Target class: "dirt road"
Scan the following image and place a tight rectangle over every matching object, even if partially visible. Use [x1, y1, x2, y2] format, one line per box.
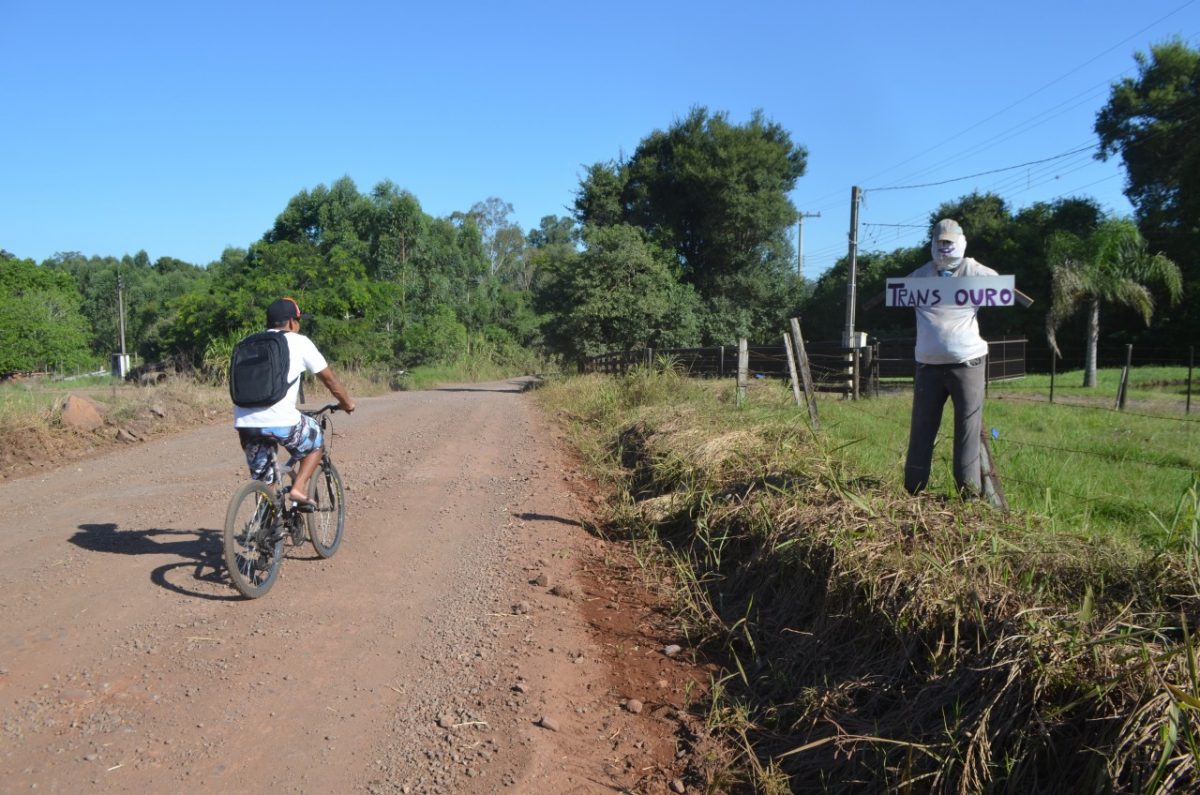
[0, 379, 699, 794]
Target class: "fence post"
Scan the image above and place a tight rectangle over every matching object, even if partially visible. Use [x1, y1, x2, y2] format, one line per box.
[873, 341, 880, 398]
[860, 342, 874, 399]
[1050, 352, 1056, 404]
[789, 318, 820, 427]
[719, 346, 726, 378]
[737, 338, 749, 407]
[979, 428, 1009, 512]
[1116, 344, 1132, 411]
[1189, 346, 1194, 415]
[782, 333, 804, 407]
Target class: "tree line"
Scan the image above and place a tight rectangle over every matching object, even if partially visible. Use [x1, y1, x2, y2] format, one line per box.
[1, 40, 1195, 379]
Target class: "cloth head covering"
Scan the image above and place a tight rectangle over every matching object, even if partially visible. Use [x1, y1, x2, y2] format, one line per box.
[931, 218, 967, 272]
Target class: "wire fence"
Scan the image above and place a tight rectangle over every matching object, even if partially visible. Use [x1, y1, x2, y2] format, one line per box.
[584, 338, 1200, 417]
[841, 386, 1198, 519]
[582, 339, 1029, 395]
[584, 337, 1200, 520]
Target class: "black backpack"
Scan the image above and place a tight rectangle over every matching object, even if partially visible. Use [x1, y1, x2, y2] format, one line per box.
[229, 331, 299, 408]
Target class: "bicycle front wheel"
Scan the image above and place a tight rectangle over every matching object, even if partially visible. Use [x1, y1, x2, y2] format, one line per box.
[224, 481, 284, 598]
[307, 458, 345, 559]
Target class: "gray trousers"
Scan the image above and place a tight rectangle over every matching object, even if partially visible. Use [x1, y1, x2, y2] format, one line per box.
[904, 357, 985, 495]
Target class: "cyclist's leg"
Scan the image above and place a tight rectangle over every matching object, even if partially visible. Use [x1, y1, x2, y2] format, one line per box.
[278, 416, 324, 503]
[237, 428, 279, 484]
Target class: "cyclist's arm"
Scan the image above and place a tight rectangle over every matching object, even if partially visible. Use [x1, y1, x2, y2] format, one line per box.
[315, 367, 355, 413]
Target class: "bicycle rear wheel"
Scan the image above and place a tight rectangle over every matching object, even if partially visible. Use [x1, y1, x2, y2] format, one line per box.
[307, 457, 345, 559]
[224, 480, 284, 598]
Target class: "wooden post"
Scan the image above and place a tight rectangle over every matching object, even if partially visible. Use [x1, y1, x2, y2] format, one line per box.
[872, 341, 880, 398]
[788, 318, 820, 428]
[1188, 346, 1194, 415]
[736, 338, 749, 407]
[861, 342, 874, 399]
[1050, 352, 1056, 404]
[979, 429, 1008, 512]
[851, 347, 860, 400]
[719, 346, 726, 378]
[1116, 344, 1132, 411]
[783, 333, 803, 407]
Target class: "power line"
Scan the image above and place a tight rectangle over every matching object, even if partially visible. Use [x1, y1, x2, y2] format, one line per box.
[865, 144, 1098, 193]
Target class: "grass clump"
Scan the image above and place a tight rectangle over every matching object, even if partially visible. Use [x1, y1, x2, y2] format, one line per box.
[539, 371, 1200, 794]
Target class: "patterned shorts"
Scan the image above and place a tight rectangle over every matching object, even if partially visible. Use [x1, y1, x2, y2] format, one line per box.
[237, 416, 323, 483]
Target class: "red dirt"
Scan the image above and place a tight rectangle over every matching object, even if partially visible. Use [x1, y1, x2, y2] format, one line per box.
[0, 379, 715, 794]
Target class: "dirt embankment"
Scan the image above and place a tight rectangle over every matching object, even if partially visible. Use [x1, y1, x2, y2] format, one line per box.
[0, 379, 715, 794]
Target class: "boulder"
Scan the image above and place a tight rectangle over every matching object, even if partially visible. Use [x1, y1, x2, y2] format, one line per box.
[60, 395, 104, 431]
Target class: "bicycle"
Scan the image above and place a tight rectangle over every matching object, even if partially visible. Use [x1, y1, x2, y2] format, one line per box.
[223, 403, 346, 598]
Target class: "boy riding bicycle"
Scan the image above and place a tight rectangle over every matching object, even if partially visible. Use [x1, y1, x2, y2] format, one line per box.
[231, 297, 355, 506]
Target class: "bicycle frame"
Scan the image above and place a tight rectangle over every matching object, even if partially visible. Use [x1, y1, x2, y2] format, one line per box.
[224, 402, 345, 598]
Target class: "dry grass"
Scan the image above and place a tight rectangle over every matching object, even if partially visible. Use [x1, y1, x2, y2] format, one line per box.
[540, 370, 1200, 794]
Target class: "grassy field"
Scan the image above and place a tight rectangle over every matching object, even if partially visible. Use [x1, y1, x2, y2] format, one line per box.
[539, 367, 1200, 793]
[821, 366, 1200, 546]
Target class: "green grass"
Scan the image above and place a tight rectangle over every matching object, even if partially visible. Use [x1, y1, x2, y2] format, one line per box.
[538, 367, 1200, 792]
[825, 366, 1200, 546]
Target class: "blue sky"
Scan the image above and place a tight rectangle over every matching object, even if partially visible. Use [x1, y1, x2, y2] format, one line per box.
[3, 1, 1198, 279]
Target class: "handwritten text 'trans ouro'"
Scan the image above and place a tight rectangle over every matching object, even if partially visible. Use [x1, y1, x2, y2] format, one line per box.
[885, 276, 1016, 308]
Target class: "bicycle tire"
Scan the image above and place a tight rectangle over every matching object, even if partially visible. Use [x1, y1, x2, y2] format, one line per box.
[307, 457, 345, 559]
[224, 480, 284, 598]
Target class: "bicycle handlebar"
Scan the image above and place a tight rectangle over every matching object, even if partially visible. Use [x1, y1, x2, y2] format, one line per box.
[302, 402, 343, 417]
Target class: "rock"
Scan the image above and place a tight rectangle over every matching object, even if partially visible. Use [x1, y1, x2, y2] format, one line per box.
[61, 395, 104, 431]
[663, 644, 683, 657]
[115, 428, 140, 442]
[670, 778, 687, 793]
[532, 573, 549, 587]
[512, 601, 530, 615]
[536, 716, 559, 732]
[624, 698, 643, 715]
[549, 584, 574, 599]
[437, 715, 453, 729]
[149, 404, 166, 418]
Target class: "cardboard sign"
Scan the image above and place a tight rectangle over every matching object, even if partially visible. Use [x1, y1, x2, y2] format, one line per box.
[885, 276, 1016, 308]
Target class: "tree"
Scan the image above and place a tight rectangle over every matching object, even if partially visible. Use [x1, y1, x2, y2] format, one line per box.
[543, 225, 700, 361]
[1095, 40, 1200, 260]
[1046, 217, 1182, 386]
[0, 258, 92, 373]
[574, 107, 807, 343]
[452, 198, 527, 286]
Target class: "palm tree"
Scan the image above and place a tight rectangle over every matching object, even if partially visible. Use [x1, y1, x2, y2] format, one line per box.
[1045, 217, 1181, 387]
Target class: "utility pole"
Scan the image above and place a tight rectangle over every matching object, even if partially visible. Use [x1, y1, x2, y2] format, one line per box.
[117, 274, 127, 358]
[843, 187, 861, 349]
[843, 187, 862, 399]
[113, 272, 129, 379]
[796, 211, 820, 277]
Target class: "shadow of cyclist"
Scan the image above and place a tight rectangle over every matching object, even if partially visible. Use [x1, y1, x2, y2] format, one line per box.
[68, 523, 239, 601]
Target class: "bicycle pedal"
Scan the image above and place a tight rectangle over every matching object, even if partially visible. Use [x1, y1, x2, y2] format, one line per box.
[293, 503, 316, 513]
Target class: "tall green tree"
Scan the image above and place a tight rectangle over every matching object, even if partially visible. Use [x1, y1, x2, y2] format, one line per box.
[0, 258, 92, 373]
[44, 250, 208, 362]
[1095, 39, 1200, 340]
[542, 225, 700, 362]
[1046, 217, 1182, 386]
[1095, 40, 1199, 259]
[575, 107, 807, 343]
[453, 197, 527, 287]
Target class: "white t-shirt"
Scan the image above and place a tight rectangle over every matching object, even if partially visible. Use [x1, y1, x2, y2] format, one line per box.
[233, 330, 329, 428]
[906, 257, 998, 365]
